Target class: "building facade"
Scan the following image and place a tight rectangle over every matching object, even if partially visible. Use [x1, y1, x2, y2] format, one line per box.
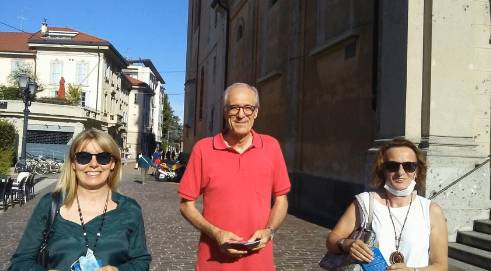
[0, 23, 163, 159]
[184, 0, 490, 243]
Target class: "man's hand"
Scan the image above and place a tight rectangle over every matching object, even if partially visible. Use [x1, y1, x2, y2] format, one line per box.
[248, 228, 272, 251]
[214, 229, 248, 257]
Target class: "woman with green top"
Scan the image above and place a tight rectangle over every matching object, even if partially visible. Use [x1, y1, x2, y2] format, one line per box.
[9, 128, 151, 271]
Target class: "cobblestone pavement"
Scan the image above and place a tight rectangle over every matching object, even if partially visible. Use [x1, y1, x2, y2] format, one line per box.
[0, 165, 476, 270]
[0, 164, 327, 271]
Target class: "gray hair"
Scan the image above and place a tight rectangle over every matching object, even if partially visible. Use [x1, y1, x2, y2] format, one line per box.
[223, 83, 260, 107]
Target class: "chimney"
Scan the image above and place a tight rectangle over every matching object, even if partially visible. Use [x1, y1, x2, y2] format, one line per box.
[41, 19, 48, 36]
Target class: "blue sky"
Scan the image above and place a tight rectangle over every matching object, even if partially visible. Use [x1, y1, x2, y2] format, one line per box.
[0, 0, 188, 121]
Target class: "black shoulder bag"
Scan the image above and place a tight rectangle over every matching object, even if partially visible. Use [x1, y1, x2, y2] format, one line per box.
[36, 192, 62, 267]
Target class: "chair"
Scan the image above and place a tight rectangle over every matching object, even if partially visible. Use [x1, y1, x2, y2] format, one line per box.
[15, 171, 30, 186]
[25, 173, 36, 201]
[11, 176, 28, 206]
[1, 178, 14, 211]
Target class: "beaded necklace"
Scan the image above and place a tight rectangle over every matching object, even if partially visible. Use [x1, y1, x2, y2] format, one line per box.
[386, 192, 413, 264]
[76, 189, 110, 252]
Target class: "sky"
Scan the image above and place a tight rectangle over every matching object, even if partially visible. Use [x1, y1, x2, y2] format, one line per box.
[0, 0, 188, 121]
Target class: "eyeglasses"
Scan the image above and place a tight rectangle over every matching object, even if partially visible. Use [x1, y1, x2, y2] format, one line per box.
[75, 152, 113, 165]
[384, 161, 418, 173]
[225, 104, 257, 116]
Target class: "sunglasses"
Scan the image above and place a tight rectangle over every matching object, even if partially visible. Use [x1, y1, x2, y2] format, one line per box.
[75, 152, 113, 165]
[384, 161, 418, 173]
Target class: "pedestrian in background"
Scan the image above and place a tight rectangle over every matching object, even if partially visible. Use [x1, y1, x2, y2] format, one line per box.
[178, 83, 291, 271]
[326, 138, 448, 270]
[9, 128, 151, 270]
[138, 154, 152, 184]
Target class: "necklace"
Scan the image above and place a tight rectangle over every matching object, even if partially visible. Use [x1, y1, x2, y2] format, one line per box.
[76, 189, 110, 253]
[386, 193, 413, 264]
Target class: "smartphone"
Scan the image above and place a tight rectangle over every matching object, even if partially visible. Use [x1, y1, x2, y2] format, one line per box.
[226, 239, 261, 250]
[361, 247, 388, 271]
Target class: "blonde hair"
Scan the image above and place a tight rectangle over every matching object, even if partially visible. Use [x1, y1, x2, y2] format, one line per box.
[54, 128, 122, 205]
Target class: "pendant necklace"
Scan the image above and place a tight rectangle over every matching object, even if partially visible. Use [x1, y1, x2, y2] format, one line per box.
[76, 189, 110, 254]
[386, 192, 413, 264]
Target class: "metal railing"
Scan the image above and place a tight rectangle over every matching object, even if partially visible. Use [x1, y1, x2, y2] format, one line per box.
[429, 156, 490, 200]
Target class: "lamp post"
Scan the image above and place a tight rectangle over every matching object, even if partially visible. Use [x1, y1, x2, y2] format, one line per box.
[17, 74, 37, 172]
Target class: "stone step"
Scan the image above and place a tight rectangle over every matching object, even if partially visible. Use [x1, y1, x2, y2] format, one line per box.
[448, 257, 488, 271]
[474, 219, 491, 235]
[448, 242, 491, 270]
[457, 231, 491, 252]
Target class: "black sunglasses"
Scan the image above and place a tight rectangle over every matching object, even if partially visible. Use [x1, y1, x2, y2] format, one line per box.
[75, 152, 113, 165]
[384, 161, 418, 173]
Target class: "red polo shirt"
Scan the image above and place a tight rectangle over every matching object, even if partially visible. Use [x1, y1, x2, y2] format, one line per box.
[178, 131, 291, 271]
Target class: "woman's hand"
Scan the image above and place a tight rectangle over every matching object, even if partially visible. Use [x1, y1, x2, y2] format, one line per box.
[387, 263, 412, 270]
[346, 239, 373, 263]
[97, 266, 118, 271]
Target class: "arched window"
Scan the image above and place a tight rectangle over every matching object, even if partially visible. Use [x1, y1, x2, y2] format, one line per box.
[236, 18, 244, 41]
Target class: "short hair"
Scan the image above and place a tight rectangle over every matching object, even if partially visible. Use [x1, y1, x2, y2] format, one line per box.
[54, 128, 122, 205]
[223, 82, 260, 107]
[371, 137, 427, 192]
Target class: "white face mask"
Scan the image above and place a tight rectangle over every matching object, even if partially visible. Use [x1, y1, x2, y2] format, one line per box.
[384, 179, 416, 197]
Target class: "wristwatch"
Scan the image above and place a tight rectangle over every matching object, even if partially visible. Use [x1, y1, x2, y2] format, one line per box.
[267, 227, 275, 240]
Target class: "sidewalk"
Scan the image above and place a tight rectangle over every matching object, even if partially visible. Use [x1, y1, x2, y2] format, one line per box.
[0, 165, 482, 270]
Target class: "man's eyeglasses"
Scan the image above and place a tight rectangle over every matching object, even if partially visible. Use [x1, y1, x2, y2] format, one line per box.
[384, 161, 418, 173]
[75, 152, 113, 165]
[225, 104, 257, 116]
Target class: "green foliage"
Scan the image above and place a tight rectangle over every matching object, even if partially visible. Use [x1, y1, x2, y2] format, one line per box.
[161, 94, 183, 150]
[0, 148, 14, 175]
[0, 119, 17, 147]
[0, 85, 21, 100]
[0, 120, 17, 175]
[4, 63, 43, 102]
[8, 62, 34, 85]
[66, 84, 81, 105]
[36, 97, 72, 105]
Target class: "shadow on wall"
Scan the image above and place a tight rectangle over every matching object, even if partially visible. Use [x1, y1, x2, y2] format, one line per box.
[287, 172, 365, 229]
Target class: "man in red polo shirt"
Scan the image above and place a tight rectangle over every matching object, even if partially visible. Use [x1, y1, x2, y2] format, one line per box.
[178, 83, 291, 271]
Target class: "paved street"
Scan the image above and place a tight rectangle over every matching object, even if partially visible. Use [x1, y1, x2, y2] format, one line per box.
[1, 165, 480, 270]
[0, 164, 327, 270]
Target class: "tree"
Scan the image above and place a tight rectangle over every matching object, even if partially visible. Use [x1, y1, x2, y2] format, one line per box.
[7, 62, 44, 94]
[66, 84, 82, 105]
[0, 119, 17, 175]
[161, 94, 183, 151]
[0, 85, 21, 100]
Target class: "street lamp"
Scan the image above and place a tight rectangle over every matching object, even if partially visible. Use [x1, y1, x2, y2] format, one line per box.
[17, 73, 37, 172]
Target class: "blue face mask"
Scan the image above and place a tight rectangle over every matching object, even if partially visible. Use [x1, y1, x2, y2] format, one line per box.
[384, 179, 416, 197]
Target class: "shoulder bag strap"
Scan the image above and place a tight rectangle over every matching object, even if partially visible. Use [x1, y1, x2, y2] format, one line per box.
[366, 192, 374, 230]
[47, 192, 61, 232]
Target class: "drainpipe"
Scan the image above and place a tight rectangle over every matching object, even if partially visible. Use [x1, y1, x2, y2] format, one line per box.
[96, 47, 101, 112]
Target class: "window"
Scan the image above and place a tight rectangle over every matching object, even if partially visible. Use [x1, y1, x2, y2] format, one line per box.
[134, 93, 138, 104]
[76, 62, 89, 85]
[81, 92, 86, 106]
[214, 10, 218, 28]
[50, 60, 63, 84]
[193, 0, 201, 30]
[236, 22, 244, 41]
